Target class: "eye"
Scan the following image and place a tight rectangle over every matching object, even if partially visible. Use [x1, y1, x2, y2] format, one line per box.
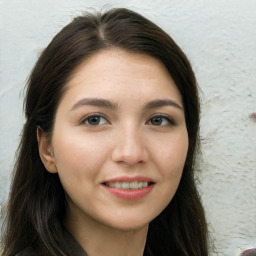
[147, 115, 175, 126]
[82, 114, 109, 126]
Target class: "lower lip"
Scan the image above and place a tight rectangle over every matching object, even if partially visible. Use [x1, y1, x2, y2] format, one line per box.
[102, 184, 154, 200]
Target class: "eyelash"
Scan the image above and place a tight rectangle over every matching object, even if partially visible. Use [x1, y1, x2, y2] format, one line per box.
[80, 113, 175, 126]
[147, 114, 175, 126]
[80, 113, 109, 126]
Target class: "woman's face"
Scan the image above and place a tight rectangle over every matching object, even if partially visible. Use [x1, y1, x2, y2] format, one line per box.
[47, 49, 188, 231]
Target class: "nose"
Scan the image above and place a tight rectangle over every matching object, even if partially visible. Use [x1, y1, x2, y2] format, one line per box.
[111, 125, 148, 166]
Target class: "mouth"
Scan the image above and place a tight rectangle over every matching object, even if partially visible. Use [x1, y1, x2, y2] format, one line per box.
[104, 181, 153, 190]
[101, 177, 155, 200]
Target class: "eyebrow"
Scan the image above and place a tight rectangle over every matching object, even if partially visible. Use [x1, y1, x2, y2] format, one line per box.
[70, 98, 118, 111]
[70, 98, 183, 111]
[144, 99, 183, 110]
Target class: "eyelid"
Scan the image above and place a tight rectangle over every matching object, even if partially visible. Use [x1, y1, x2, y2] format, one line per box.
[80, 112, 110, 125]
[147, 113, 175, 126]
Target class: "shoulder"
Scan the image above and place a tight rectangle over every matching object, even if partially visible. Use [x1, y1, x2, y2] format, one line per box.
[15, 246, 37, 256]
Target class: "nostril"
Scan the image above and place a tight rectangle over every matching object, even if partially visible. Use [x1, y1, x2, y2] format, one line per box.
[112, 144, 148, 165]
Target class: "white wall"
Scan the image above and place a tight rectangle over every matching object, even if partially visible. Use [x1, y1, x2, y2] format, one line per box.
[0, 0, 255, 255]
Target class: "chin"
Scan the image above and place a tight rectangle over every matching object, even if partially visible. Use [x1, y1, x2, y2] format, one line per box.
[110, 222, 149, 232]
[102, 215, 153, 232]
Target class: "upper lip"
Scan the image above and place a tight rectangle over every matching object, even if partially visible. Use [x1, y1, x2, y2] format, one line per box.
[102, 176, 154, 183]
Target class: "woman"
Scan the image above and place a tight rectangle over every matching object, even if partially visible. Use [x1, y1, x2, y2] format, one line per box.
[2, 8, 208, 256]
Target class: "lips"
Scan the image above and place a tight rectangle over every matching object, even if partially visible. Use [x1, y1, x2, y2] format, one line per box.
[102, 176, 155, 200]
[105, 181, 150, 190]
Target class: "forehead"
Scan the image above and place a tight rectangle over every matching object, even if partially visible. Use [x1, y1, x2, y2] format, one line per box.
[70, 49, 168, 78]
[62, 49, 182, 104]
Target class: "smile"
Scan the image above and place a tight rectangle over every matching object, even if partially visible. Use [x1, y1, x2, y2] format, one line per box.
[105, 181, 150, 190]
[102, 176, 155, 200]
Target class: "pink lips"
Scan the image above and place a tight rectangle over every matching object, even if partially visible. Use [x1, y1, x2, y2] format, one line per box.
[102, 176, 154, 200]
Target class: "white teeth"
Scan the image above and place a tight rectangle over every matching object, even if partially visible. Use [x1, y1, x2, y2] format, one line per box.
[130, 181, 138, 190]
[115, 182, 122, 189]
[122, 182, 129, 189]
[105, 181, 150, 190]
[143, 182, 148, 188]
[108, 182, 115, 188]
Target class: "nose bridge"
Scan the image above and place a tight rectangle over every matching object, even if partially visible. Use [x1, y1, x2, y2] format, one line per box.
[112, 122, 147, 165]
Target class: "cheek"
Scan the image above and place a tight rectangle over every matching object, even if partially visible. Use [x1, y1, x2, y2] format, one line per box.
[156, 134, 188, 200]
[146, 134, 188, 219]
[52, 130, 110, 180]
[153, 132, 189, 174]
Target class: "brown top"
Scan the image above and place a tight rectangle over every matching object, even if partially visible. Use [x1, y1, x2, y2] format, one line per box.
[15, 230, 87, 256]
[15, 229, 153, 256]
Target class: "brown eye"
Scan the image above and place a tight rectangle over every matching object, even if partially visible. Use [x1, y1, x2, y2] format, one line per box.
[148, 115, 175, 126]
[83, 115, 108, 126]
[151, 117, 164, 125]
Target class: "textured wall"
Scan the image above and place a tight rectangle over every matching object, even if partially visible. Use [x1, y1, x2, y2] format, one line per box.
[0, 0, 255, 255]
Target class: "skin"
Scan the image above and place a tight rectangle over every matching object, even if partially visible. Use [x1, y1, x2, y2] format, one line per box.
[38, 49, 188, 256]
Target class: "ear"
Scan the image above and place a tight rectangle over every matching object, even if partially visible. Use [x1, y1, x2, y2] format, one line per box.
[37, 126, 57, 173]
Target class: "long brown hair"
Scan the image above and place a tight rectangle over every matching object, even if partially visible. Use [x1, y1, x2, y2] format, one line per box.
[2, 8, 208, 256]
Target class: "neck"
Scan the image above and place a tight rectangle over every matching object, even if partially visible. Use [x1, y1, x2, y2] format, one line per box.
[65, 211, 148, 256]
